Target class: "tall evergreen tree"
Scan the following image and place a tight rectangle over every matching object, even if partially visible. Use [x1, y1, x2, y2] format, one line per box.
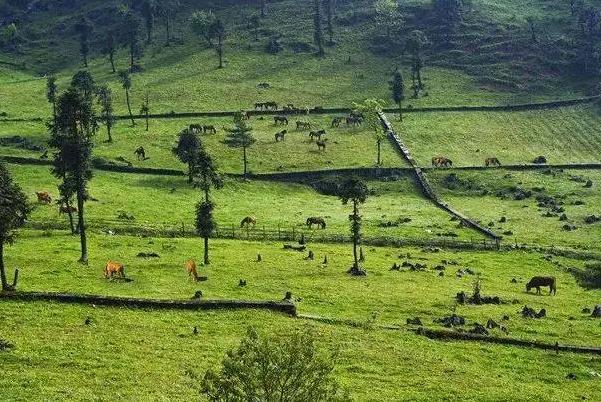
[118, 70, 136, 126]
[46, 75, 58, 125]
[157, 0, 180, 46]
[389, 69, 405, 121]
[323, 0, 335, 45]
[313, 0, 325, 56]
[75, 17, 93, 67]
[103, 32, 117, 73]
[406, 30, 428, 92]
[354, 99, 386, 165]
[49, 87, 95, 264]
[195, 147, 222, 265]
[140, 91, 150, 131]
[0, 162, 32, 291]
[173, 128, 202, 183]
[123, 10, 144, 71]
[338, 177, 369, 276]
[141, 0, 156, 43]
[224, 112, 256, 178]
[96, 85, 115, 143]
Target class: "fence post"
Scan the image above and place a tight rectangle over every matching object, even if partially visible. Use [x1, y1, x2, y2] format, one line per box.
[181, 221, 185, 237]
[292, 226, 296, 241]
[232, 224, 235, 239]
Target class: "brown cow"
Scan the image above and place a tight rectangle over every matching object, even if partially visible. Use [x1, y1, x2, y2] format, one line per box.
[104, 261, 125, 279]
[185, 260, 200, 282]
[36, 191, 52, 204]
[526, 276, 556, 295]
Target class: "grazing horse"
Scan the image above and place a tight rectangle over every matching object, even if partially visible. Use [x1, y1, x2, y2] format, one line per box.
[241, 111, 251, 120]
[185, 260, 200, 282]
[346, 116, 362, 126]
[203, 125, 217, 134]
[36, 191, 52, 204]
[316, 140, 327, 151]
[189, 124, 202, 134]
[331, 117, 343, 127]
[104, 261, 125, 279]
[264, 101, 278, 110]
[254, 102, 265, 110]
[526, 276, 557, 295]
[58, 204, 77, 215]
[240, 216, 257, 228]
[275, 130, 287, 142]
[274, 115, 289, 125]
[485, 157, 501, 167]
[432, 156, 453, 167]
[296, 121, 311, 130]
[134, 146, 146, 161]
[309, 129, 326, 140]
[306, 217, 326, 229]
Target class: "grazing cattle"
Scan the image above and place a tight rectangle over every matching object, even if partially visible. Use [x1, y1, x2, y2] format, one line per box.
[485, 157, 501, 167]
[316, 140, 327, 151]
[203, 125, 217, 134]
[134, 146, 146, 161]
[240, 216, 257, 228]
[185, 260, 200, 282]
[306, 217, 326, 229]
[189, 124, 202, 134]
[296, 121, 311, 130]
[104, 261, 125, 279]
[432, 156, 453, 168]
[526, 276, 557, 295]
[59, 204, 77, 215]
[275, 130, 287, 142]
[274, 115, 289, 125]
[309, 129, 326, 140]
[331, 117, 343, 127]
[264, 101, 278, 110]
[35, 191, 52, 204]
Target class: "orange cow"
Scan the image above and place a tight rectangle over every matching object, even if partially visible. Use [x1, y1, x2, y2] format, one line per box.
[185, 260, 199, 281]
[104, 261, 125, 279]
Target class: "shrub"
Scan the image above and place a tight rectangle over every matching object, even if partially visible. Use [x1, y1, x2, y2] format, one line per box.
[570, 261, 601, 289]
[201, 328, 350, 402]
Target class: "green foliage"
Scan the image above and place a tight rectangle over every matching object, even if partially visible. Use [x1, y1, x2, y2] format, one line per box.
[314, 0, 325, 56]
[201, 327, 350, 402]
[74, 17, 93, 67]
[195, 200, 216, 239]
[70, 70, 96, 103]
[224, 112, 256, 176]
[96, 85, 115, 142]
[172, 128, 202, 183]
[191, 10, 217, 46]
[121, 9, 145, 71]
[374, 0, 403, 39]
[353, 99, 385, 164]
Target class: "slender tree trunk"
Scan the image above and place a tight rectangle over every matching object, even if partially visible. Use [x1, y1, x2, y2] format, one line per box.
[217, 38, 224, 68]
[417, 65, 423, 89]
[243, 146, 248, 177]
[352, 201, 358, 269]
[76, 184, 88, 264]
[0, 241, 7, 291]
[145, 113, 149, 131]
[66, 199, 76, 234]
[130, 43, 135, 71]
[188, 161, 194, 183]
[107, 122, 112, 143]
[399, 100, 403, 121]
[377, 138, 381, 165]
[204, 236, 210, 265]
[125, 90, 135, 126]
[109, 52, 116, 73]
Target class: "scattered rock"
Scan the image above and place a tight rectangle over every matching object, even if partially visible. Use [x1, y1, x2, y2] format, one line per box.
[193, 326, 199, 335]
[584, 215, 601, 224]
[584, 180, 593, 188]
[502, 315, 510, 321]
[257, 254, 262, 262]
[486, 319, 500, 329]
[238, 279, 247, 287]
[390, 263, 400, 271]
[84, 317, 92, 325]
[136, 252, 160, 258]
[0, 339, 14, 352]
[435, 314, 466, 327]
[522, 306, 546, 318]
[511, 278, 518, 283]
[347, 266, 367, 276]
[532, 156, 547, 164]
[559, 214, 568, 222]
[192, 291, 203, 299]
[283, 291, 293, 301]
[581, 307, 591, 314]
[562, 224, 577, 231]
[406, 317, 423, 326]
[566, 373, 577, 380]
[456, 291, 467, 304]
[469, 324, 489, 335]
[499, 216, 507, 223]
[592, 305, 601, 318]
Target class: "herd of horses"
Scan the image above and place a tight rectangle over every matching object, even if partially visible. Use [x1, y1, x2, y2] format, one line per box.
[431, 156, 502, 167]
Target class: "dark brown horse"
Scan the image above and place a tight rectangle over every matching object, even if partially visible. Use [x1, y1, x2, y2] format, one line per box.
[240, 216, 257, 228]
[485, 157, 501, 167]
[432, 156, 453, 167]
[306, 217, 326, 229]
[526, 276, 556, 295]
[275, 130, 287, 142]
[274, 115, 289, 125]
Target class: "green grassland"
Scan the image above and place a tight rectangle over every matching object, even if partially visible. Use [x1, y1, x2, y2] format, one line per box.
[396, 105, 601, 167]
[3, 232, 600, 347]
[0, 114, 406, 172]
[1, 301, 599, 401]
[429, 169, 601, 250]
[7, 163, 480, 243]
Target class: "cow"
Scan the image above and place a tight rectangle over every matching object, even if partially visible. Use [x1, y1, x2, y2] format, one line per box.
[134, 146, 146, 161]
[275, 130, 287, 142]
[240, 216, 257, 228]
[274, 115, 289, 125]
[485, 157, 501, 167]
[264, 101, 278, 110]
[526, 276, 557, 295]
[331, 117, 343, 127]
[203, 125, 217, 134]
[104, 261, 125, 279]
[185, 260, 200, 282]
[316, 140, 327, 151]
[296, 121, 311, 130]
[432, 156, 453, 168]
[306, 217, 326, 229]
[36, 191, 52, 204]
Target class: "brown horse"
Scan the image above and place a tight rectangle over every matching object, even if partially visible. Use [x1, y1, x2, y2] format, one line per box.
[432, 156, 453, 167]
[240, 216, 257, 228]
[306, 217, 326, 229]
[185, 260, 199, 282]
[316, 140, 327, 151]
[309, 130, 326, 140]
[36, 191, 52, 204]
[203, 125, 217, 134]
[274, 115, 289, 125]
[275, 130, 287, 142]
[104, 261, 125, 279]
[526, 276, 556, 295]
[485, 157, 501, 167]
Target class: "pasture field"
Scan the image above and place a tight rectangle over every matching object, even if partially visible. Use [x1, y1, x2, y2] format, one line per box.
[429, 169, 601, 251]
[3, 232, 600, 346]
[0, 114, 405, 173]
[1, 301, 600, 401]
[7, 163, 480, 243]
[398, 105, 601, 167]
